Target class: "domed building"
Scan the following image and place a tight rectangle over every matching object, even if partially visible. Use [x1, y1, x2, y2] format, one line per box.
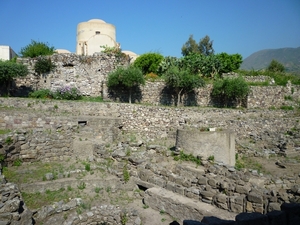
[76, 19, 118, 56]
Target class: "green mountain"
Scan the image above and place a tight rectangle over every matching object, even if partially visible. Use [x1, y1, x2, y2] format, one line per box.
[240, 47, 300, 74]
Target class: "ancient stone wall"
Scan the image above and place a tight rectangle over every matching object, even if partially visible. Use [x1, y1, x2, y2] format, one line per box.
[9, 54, 300, 108]
[135, 161, 300, 215]
[0, 98, 299, 157]
[0, 109, 121, 163]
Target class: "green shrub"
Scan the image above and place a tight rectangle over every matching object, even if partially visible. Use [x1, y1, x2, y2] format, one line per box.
[77, 181, 86, 190]
[280, 105, 294, 110]
[0, 60, 28, 85]
[216, 52, 243, 74]
[13, 158, 22, 166]
[34, 57, 55, 75]
[212, 76, 250, 107]
[5, 136, 13, 145]
[107, 65, 145, 103]
[284, 95, 293, 101]
[133, 52, 164, 75]
[29, 89, 52, 98]
[267, 59, 285, 73]
[123, 166, 130, 183]
[20, 40, 55, 58]
[0, 154, 5, 162]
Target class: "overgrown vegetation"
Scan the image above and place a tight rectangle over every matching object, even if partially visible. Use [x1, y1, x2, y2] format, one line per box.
[29, 86, 82, 100]
[133, 52, 164, 75]
[238, 69, 300, 86]
[164, 66, 205, 106]
[20, 40, 55, 58]
[0, 60, 28, 95]
[172, 150, 201, 165]
[211, 76, 250, 107]
[34, 57, 55, 75]
[100, 45, 127, 59]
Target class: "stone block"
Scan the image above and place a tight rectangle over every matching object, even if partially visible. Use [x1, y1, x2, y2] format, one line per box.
[138, 169, 152, 182]
[185, 188, 200, 200]
[236, 184, 251, 194]
[198, 176, 207, 185]
[144, 187, 237, 222]
[176, 129, 236, 166]
[247, 191, 263, 204]
[268, 202, 281, 212]
[208, 178, 218, 188]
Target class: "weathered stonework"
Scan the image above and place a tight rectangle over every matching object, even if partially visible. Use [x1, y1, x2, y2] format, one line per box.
[5, 54, 299, 109]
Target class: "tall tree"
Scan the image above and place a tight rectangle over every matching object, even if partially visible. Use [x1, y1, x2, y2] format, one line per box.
[181, 35, 200, 56]
[199, 35, 214, 56]
[181, 35, 214, 56]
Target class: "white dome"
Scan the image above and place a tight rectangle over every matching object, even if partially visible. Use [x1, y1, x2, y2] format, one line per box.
[88, 19, 106, 23]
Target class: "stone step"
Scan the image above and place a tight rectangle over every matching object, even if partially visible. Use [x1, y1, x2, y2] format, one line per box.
[144, 186, 237, 223]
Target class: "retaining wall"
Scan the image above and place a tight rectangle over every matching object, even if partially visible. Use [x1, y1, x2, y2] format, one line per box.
[3, 53, 299, 108]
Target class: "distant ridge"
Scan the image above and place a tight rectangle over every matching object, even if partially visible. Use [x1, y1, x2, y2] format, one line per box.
[240, 47, 300, 74]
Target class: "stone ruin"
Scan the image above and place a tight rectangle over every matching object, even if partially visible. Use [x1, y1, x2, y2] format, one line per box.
[0, 98, 299, 224]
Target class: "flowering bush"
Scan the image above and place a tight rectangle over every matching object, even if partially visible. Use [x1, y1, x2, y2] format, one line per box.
[52, 86, 82, 100]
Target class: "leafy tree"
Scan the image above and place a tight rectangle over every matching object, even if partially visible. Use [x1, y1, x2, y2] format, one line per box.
[211, 76, 250, 107]
[217, 53, 243, 74]
[0, 60, 28, 95]
[20, 40, 55, 58]
[181, 53, 221, 78]
[267, 59, 285, 73]
[199, 35, 214, 56]
[181, 35, 200, 56]
[181, 35, 214, 56]
[164, 66, 205, 106]
[34, 57, 55, 75]
[107, 66, 145, 103]
[133, 52, 164, 75]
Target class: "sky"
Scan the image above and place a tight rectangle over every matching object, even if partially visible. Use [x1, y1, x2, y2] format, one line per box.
[0, 0, 299, 59]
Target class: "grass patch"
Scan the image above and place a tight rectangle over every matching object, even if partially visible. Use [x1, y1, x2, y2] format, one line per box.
[3, 162, 66, 185]
[280, 105, 294, 110]
[0, 129, 11, 135]
[235, 155, 264, 173]
[80, 96, 103, 102]
[172, 151, 201, 165]
[247, 81, 270, 86]
[22, 188, 71, 209]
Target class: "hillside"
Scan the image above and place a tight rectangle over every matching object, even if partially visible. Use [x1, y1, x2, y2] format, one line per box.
[240, 47, 300, 74]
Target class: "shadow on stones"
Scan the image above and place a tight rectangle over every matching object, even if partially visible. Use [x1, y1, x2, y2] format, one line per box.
[159, 86, 198, 106]
[210, 93, 247, 108]
[108, 85, 142, 103]
[169, 221, 180, 225]
[0, 80, 34, 97]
